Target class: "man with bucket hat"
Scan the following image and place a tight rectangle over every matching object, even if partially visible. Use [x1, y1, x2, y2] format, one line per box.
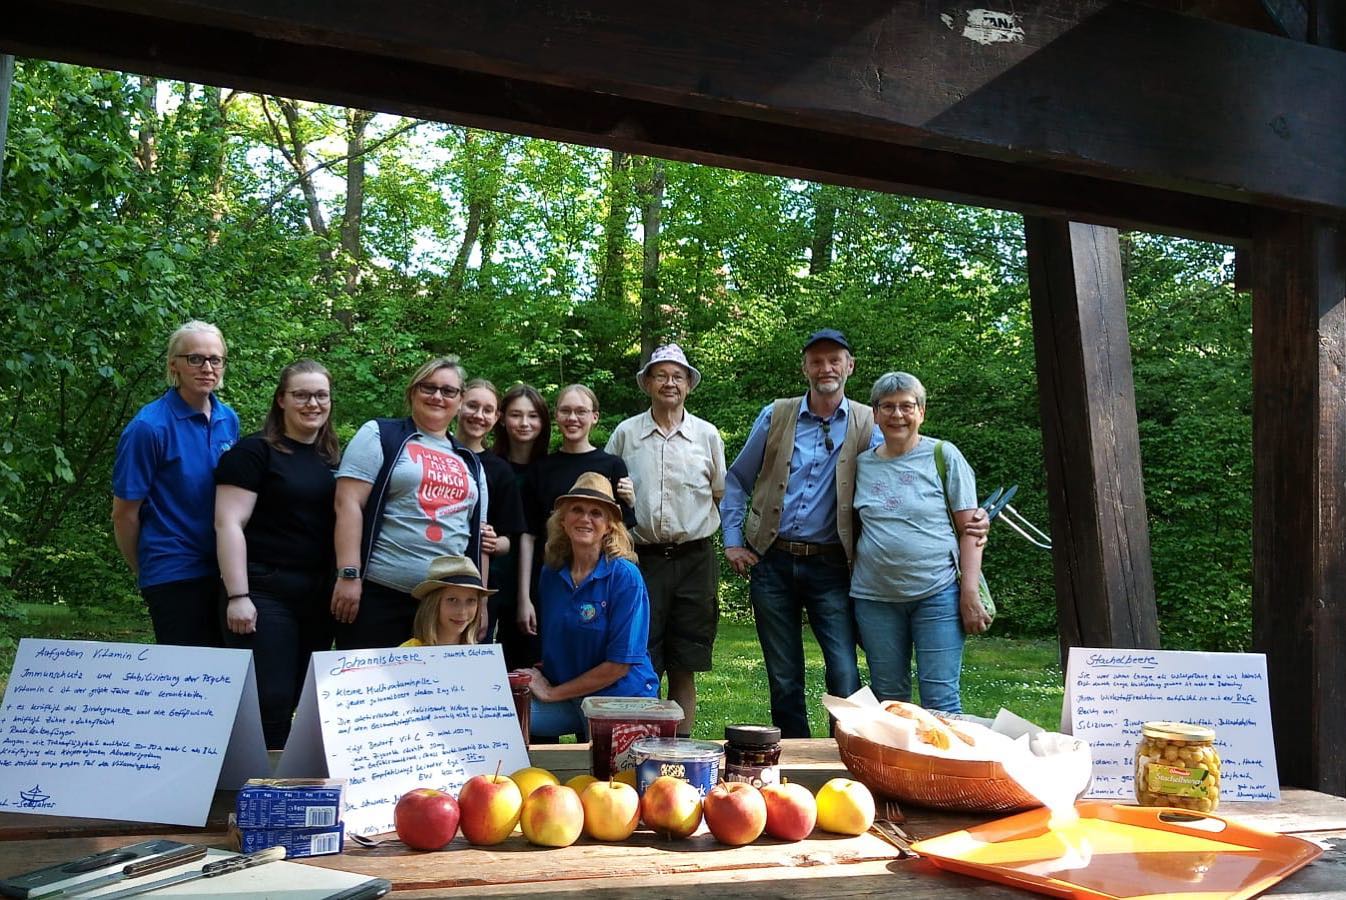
[606, 343, 727, 737]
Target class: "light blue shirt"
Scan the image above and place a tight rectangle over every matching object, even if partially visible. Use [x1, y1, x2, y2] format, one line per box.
[721, 395, 882, 550]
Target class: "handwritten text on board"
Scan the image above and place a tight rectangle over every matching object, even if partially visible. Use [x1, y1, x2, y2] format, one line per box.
[1063, 648, 1279, 801]
[278, 645, 529, 837]
[0, 639, 268, 825]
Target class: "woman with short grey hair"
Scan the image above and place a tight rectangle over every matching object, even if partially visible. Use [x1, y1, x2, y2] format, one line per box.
[850, 371, 989, 712]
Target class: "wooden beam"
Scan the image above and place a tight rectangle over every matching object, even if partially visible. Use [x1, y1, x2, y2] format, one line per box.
[4, 0, 1345, 236]
[1250, 214, 1346, 794]
[1025, 218, 1161, 653]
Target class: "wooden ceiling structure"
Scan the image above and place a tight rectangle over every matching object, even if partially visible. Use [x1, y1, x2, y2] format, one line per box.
[2, 0, 1343, 794]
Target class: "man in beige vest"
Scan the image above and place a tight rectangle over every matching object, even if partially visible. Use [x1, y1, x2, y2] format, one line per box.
[720, 329, 879, 737]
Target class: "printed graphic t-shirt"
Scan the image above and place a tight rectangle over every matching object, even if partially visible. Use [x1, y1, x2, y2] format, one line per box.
[338, 421, 485, 593]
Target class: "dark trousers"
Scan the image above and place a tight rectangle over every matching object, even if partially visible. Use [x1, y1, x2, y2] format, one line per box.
[486, 551, 541, 670]
[142, 575, 223, 648]
[333, 578, 418, 650]
[222, 564, 334, 749]
[749, 546, 861, 738]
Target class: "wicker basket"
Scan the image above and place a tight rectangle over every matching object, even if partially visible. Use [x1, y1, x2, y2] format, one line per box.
[835, 725, 1042, 812]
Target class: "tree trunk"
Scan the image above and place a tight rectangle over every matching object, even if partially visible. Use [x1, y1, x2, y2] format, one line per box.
[0, 55, 15, 196]
[809, 184, 837, 275]
[276, 98, 329, 240]
[339, 108, 375, 306]
[448, 132, 483, 294]
[599, 151, 630, 309]
[639, 158, 665, 359]
[202, 86, 233, 245]
[135, 75, 156, 173]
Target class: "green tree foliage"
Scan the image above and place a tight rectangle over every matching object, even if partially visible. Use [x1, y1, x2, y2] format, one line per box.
[0, 62, 1252, 652]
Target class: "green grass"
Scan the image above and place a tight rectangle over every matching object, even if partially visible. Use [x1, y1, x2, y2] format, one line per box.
[1, 606, 1065, 737]
[688, 620, 1064, 739]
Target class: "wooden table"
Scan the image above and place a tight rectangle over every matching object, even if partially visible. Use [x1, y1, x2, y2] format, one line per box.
[2, 740, 1343, 897]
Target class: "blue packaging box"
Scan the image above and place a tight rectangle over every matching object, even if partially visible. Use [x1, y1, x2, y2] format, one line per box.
[235, 778, 346, 828]
[238, 822, 345, 858]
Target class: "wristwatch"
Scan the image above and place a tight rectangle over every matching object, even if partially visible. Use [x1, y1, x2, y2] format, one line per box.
[337, 566, 361, 580]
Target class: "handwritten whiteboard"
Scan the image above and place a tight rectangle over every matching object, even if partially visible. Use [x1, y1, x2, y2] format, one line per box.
[1062, 648, 1279, 801]
[0, 639, 269, 825]
[276, 645, 529, 837]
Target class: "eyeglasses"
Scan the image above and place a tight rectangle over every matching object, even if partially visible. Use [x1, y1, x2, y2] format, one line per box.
[877, 401, 921, 417]
[175, 354, 226, 369]
[287, 390, 331, 406]
[557, 407, 594, 420]
[820, 419, 834, 453]
[649, 372, 687, 385]
[416, 383, 463, 399]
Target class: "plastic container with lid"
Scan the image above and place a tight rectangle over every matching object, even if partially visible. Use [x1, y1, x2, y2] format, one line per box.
[724, 724, 781, 788]
[632, 737, 725, 797]
[580, 696, 683, 779]
[1133, 721, 1221, 812]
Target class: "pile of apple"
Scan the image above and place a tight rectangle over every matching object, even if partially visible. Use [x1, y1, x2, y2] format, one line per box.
[392, 765, 876, 851]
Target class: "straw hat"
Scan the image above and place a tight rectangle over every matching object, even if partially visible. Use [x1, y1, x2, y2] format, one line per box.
[552, 471, 623, 517]
[411, 555, 497, 600]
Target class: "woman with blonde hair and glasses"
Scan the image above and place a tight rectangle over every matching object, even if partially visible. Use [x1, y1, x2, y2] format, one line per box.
[214, 359, 339, 748]
[524, 473, 658, 738]
[331, 356, 488, 650]
[113, 320, 239, 647]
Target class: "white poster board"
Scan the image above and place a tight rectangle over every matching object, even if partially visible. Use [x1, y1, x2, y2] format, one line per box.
[0, 639, 269, 825]
[277, 645, 530, 837]
[1062, 647, 1279, 800]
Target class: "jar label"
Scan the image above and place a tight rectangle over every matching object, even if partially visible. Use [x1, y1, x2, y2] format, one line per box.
[610, 722, 663, 774]
[725, 764, 780, 789]
[1144, 762, 1211, 798]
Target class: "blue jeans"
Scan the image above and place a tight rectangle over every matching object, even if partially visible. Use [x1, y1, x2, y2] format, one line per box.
[853, 582, 964, 713]
[530, 697, 588, 739]
[750, 547, 860, 738]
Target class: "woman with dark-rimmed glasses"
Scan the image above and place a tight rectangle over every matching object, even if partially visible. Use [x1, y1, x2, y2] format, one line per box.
[214, 359, 339, 748]
[330, 356, 488, 650]
[112, 320, 239, 647]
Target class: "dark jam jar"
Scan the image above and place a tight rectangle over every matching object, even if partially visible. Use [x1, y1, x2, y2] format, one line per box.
[724, 724, 782, 788]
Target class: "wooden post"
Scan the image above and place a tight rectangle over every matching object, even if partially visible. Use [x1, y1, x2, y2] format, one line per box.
[1251, 213, 1346, 794]
[1024, 218, 1161, 654]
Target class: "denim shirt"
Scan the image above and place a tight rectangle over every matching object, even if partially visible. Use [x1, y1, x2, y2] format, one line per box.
[721, 395, 882, 547]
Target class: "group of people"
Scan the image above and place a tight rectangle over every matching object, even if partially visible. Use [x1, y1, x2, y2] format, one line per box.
[112, 321, 988, 748]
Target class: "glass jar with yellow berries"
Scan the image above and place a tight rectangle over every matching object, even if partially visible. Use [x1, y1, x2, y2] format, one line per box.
[1133, 722, 1220, 812]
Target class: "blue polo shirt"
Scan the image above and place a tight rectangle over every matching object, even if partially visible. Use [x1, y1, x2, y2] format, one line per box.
[113, 389, 239, 588]
[537, 555, 658, 697]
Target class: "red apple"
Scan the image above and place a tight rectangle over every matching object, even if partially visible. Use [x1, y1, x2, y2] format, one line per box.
[761, 780, 818, 841]
[394, 787, 461, 850]
[702, 781, 767, 846]
[457, 773, 523, 846]
[640, 775, 703, 840]
[520, 784, 585, 847]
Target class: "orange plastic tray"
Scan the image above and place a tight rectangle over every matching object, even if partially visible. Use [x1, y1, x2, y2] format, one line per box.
[911, 801, 1323, 900]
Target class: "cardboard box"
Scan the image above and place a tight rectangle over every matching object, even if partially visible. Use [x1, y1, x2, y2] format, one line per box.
[235, 778, 346, 828]
[238, 822, 345, 858]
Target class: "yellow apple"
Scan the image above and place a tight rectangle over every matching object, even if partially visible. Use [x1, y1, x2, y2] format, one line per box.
[520, 783, 584, 847]
[580, 779, 640, 841]
[457, 773, 523, 845]
[510, 765, 560, 799]
[614, 769, 638, 788]
[566, 773, 599, 794]
[814, 777, 875, 836]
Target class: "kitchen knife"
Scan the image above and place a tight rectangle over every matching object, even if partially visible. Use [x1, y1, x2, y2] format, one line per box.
[30, 845, 208, 900]
[93, 847, 285, 900]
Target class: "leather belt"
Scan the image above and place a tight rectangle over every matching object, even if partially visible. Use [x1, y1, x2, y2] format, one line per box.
[636, 538, 711, 560]
[772, 538, 845, 558]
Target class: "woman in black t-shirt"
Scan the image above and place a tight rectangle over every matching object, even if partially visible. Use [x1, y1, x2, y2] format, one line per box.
[215, 359, 339, 749]
[517, 384, 637, 639]
[453, 379, 528, 660]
